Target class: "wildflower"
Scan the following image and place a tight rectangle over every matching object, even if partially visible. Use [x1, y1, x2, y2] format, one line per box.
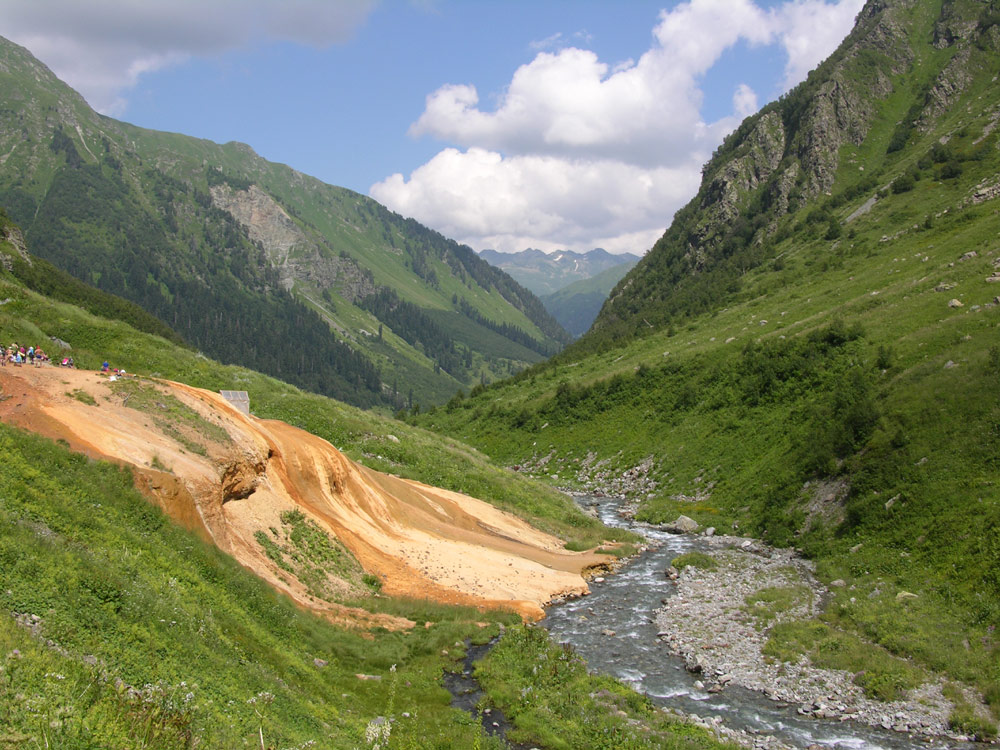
[364, 716, 391, 749]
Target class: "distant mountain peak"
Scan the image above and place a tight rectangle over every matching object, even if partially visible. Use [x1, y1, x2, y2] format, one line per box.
[478, 247, 641, 297]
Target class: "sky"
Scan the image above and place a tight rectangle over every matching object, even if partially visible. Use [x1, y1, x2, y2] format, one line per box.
[3, 0, 865, 255]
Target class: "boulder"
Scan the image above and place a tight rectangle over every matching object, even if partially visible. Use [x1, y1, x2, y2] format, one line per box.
[948, 298, 964, 308]
[664, 515, 699, 534]
[684, 653, 705, 673]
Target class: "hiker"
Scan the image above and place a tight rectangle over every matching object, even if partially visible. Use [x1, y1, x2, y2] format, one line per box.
[27, 346, 34, 365]
[101, 361, 109, 373]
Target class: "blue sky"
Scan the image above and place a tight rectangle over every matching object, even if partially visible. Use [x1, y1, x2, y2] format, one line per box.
[5, 0, 864, 254]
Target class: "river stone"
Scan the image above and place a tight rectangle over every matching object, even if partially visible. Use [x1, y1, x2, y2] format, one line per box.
[684, 653, 704, 673]
[704, 527, 716, 536]
[664, 515, 699, 534]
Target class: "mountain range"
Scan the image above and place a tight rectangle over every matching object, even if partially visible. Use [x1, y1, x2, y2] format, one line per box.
[478, 247, 641, 297]
[478, 247, 640, 337]
[0, 36, 569, 410]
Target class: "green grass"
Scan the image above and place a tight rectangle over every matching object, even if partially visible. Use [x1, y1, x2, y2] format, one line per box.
[108, 378, 230, 448]
[671, 552, 717, 572]
[742, 585, 811, 628]
[67, 388, 96, 406]
[272, 509, 367, 599]
[762, 619, 925, 703]
[476, 625, 737, 750]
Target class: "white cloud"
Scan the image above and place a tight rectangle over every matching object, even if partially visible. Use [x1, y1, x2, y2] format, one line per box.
[372, 147, 699, 254]
[2, 0, 376, 115]
[733, 84, 760, 118]
[374, 0, 863, 256]
[529, 32, 565, 51]
[772, 0, 866, 90]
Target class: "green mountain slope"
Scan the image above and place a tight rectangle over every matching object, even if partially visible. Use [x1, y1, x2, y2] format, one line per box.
[2, 217, 737, 749]
[0, 36, 568, 411]
[418, 0, 1000, 733]
[541, 261, 638, 338]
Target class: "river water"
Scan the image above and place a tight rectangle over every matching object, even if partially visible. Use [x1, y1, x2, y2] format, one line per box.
[540, 495, 974, 750]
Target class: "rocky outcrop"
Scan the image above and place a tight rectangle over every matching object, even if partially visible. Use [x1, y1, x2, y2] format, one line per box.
[918, 47, 973, 129]
[220, 454, 268, 504]
[210, 183, 375, 302]
[0, 223, 30, 271]
[595, 0, 923, 338]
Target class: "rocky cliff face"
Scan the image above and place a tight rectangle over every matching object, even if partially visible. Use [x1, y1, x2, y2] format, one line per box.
[210, 184, 375, 301]
[588, 0, 992, 344]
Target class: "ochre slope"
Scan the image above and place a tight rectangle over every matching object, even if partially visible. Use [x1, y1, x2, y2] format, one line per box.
[0, 365, 602, 623]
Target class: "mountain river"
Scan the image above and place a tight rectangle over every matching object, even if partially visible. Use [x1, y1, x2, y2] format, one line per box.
[538, 494, 977, 750]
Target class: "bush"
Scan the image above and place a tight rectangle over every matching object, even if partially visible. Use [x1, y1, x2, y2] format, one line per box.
[939, 160, 963, 179]
[892, 173, 915, 194]
[949, 706, 998, 741]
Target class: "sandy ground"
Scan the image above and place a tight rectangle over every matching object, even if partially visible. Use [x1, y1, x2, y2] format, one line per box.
[0, 364, 605, 626]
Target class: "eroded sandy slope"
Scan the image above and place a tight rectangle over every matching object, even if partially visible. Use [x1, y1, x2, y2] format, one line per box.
[0, 365, 603, 624]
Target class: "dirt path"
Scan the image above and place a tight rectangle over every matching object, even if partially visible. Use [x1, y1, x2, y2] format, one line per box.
[0, 365, 604, 625]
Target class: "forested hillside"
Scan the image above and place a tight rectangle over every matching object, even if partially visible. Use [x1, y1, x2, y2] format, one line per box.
[0, 36, 568, 410]
[419, 0, 1000, 735]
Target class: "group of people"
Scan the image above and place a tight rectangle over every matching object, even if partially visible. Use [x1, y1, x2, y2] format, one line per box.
[2, 343, 51, 366]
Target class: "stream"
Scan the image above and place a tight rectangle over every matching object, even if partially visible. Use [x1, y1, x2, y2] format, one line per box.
[538, 494, 977, 750]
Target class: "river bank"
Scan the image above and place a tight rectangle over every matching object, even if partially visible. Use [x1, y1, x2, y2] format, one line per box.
[540, 491, 988, 749]
[653, 533, 977, 742]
